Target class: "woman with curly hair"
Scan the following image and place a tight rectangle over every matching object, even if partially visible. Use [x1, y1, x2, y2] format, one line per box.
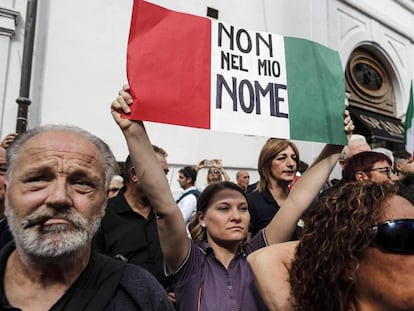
[248, 179, 414, 310]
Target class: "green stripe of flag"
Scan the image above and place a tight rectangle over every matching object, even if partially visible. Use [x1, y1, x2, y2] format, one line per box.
[284, 37, 347, 145]
[404, 81, 414, 146]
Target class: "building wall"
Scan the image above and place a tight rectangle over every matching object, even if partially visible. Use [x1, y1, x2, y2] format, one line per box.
[0, 0, 413, 195]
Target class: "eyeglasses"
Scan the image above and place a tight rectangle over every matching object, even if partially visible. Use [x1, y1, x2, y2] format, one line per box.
[369, 218, 414, 254]
[365, 166, 395, 179]
[208, 169, 220, 174]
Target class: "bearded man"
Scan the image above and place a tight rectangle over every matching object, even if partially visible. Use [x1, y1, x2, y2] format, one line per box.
[0, 125, 173, 311]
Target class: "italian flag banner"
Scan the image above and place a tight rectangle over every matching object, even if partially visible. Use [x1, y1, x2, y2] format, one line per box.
[127, 0, 347, 145]
[404, 81, 414, 157]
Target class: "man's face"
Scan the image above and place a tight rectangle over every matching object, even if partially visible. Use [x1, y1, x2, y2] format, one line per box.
[0, 147, 7, 218]
[177, 173, 190, 190]
[355, 195, 414, 309]
[5, 130, 106, 260]
[396, 157, 414, 176]
[108, 178, 123, 198]
[236, 171, 250, 190]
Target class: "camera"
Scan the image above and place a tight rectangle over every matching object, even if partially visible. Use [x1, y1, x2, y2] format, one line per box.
[205, 159, 214, 167]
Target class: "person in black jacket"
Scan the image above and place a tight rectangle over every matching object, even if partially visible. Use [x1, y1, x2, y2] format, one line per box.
[1, 125, 173, 310]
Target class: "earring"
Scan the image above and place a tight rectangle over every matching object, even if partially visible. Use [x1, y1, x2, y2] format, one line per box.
[200, 223, 206, 228]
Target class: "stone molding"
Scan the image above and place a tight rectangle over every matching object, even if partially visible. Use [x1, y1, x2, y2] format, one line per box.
[0, 7, 19, 37]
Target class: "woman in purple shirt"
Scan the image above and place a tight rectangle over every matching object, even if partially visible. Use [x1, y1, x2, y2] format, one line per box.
[111, 85, 353, 311]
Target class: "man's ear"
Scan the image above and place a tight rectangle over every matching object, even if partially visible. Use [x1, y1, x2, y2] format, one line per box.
[355, 171, 368, 181]
[395, 162, 402, 173]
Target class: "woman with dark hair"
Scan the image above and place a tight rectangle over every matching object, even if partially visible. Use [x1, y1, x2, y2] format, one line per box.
[111, 85, 353, 311]
[248, 179, 414, 311]
[247, 139, 300, 237]
[342, 150, 397, 182]
[187, 181, 247, 245]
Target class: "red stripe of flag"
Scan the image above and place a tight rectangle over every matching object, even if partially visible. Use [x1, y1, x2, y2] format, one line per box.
[127, 0, 211, 129]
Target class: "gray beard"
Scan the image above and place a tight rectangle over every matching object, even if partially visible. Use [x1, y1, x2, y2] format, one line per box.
[5, 205, 103, 262]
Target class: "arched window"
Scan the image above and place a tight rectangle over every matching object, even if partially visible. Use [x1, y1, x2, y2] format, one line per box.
[345, 48, 404, 149]
[345, 48, 396, 117]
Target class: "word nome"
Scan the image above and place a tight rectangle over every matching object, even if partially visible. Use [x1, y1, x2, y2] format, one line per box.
[216, 74, 288, 118]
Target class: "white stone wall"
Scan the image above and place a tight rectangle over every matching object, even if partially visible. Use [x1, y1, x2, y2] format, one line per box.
[0, 0, 413, 194]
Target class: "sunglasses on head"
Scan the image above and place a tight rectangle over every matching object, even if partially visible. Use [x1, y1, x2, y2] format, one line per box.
[369, 218, 414, 254]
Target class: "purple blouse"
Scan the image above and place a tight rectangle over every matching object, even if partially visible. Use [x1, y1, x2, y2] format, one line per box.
[171, 231, 269, 311]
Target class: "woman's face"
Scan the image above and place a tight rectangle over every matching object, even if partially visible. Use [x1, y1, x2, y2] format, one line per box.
[355, 195, 414, 310]
[207, 168, 222, 184]
[199, 188, 250, 249]
[270, 146, 297, 183]
[363, 160, 398, 183]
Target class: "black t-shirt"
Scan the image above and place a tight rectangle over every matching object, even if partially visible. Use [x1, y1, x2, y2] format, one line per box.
[0, 219, 13, 249]
[92, 190, 173, 289]
[247, 188, 300, 240]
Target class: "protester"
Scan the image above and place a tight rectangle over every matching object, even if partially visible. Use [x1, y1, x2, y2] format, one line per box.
[111, 84, 353, 311]
[247, 138, 300, 237]
[176, 166, 200, 227]
[196, 159, 231, 185]
[0, 125, 173, 310]
[248, 179, 414, 311]
[107, 174, 124, 198]
[393, 149, 414, 179]
[0, 146, 12, 249]
[0, 133, 18, 149]
[342, 150, 397, 182]
[338, 133, 371, 168]
[93, 151, 174, 292]
[236, 169, 250, 191]
[319, 133, 371, 196]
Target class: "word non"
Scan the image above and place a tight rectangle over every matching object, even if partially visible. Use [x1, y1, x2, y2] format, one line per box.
[217, 23, 274, 57]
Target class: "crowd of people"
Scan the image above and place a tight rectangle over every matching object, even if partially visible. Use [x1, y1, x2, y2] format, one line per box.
[0, 83, 412, 310]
